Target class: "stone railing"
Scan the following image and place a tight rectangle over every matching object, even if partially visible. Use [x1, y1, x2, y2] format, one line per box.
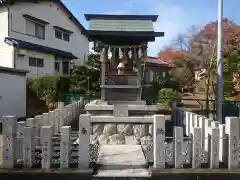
[0, 111, 239, 170]
[172, 107, 239, 169]
[0, 98, 85, 168]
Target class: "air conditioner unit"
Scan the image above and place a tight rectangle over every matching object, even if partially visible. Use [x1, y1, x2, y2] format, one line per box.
[17, 49, 27, 56]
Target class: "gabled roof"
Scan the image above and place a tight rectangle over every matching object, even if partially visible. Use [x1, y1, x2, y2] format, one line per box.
[5, 37, 78, 59]
[0, 0, 87, 35]
[84, 14, 164, 44]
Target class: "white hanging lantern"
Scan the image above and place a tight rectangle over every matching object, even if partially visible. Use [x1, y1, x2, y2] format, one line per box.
[128, 49, 132, 59]
[138, 47, 143, 58]
[108, 47, 112, 59]
[119, 48, 123, 59]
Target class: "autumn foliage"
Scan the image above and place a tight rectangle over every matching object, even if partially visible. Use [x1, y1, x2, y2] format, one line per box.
[157, 48, 184, 65]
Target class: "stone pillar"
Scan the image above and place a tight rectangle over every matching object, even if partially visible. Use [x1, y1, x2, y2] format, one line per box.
[60, 126, 71, 168]
[225, 117, 239, 169]
[101, 47, 107, 101]
[210, 127, 219, 169]
[2, 116, 17, 168]
[23, 126, 34, 168]
[174, 127, 183, 168]
[41, 126, 53, 169]
[17, 121, 25, 161]
[192, 127, 201, 168]
[153, 115, 165, 169]
[79, 114, 91, 168]
[219, 124, 228, 163]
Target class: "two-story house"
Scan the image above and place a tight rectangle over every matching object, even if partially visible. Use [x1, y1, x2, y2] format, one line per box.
[0, 0, 89, 76]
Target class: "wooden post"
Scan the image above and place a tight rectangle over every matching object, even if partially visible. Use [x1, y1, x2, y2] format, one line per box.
[210, 127, 219, 168]
[192, 127, 201, 168]
[79, 114, 91, 168]
[2, 116, 17, 168]
[153, 115, 165, 169]
[101, 47, 107, 101]
[174, 127, 183, 168]
[23, 126, 34, 168]
[41, 126, 53, 169]
[225, 117, 239, 169]
[60, 126, 71, 168]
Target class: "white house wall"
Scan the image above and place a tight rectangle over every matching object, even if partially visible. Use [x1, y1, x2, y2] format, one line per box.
[0, 72, 26, 119]
[16, 49, 55, 77]
[0, 7, 14, 68]
[9, 1, 89, 66]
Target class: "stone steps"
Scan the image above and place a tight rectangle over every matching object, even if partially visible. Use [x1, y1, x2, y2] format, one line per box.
[95, 145, 150, 178]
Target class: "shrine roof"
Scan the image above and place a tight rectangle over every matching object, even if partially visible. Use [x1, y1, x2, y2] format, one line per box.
[84, 14, 164, 44]
[85, 14, 159, 22]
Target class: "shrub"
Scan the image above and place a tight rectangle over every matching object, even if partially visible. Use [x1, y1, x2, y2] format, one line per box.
[157, 88, 182, 109]
[69, 66, 100, 98]
[27, 75, 70, 109]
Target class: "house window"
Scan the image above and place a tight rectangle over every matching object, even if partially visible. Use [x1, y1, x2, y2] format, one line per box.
[63, 33, 70, 42]
[55, 30, 62, 39]
[55, 61, 60, 72]
[62, 61, 69, 74]
[26, 20, 45, 39]
[29, 57, 44, 67]
[54, 29, 70, 42]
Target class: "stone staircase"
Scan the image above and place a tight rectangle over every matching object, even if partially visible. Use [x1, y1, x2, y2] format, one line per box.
[94, 145, 151, 179]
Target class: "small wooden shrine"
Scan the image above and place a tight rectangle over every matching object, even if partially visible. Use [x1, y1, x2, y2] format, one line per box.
[85, 14, 164, 102]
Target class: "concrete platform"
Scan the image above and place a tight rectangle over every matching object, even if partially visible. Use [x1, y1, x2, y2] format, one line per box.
[96, 145, 150, 177]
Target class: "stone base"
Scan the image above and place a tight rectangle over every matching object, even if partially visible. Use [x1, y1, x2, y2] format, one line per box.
[85, 100, 157, 116]
[0, 169, 93, 180]
[108, 100, 146, 105]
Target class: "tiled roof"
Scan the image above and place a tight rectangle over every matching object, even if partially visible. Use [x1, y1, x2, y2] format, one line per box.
[146, 56, 170, 66]
[5, 37, 78, 59]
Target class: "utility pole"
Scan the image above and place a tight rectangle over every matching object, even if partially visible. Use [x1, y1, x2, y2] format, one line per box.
[216, 0, 223, 123]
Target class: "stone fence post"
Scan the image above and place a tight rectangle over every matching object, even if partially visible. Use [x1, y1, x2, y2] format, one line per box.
[41, 126, 53, 169]
[78, 114, 91, 169]
[153, 115, 165, 169]
[2, 116, 17, 168]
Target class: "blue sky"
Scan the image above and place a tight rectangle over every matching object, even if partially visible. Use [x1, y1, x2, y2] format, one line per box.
[62, 0, 240, 56]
